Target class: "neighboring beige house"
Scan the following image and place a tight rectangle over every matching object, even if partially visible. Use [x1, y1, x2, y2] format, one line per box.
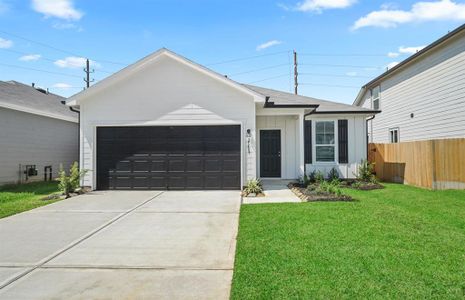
[354, 23, 465, 144]
[66, 48, 378, 191]
[0, 81, 78, 185]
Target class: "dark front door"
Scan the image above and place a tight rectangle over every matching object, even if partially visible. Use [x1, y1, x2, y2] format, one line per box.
[96, 125, 241, 190]
[260, 130, 281, 178]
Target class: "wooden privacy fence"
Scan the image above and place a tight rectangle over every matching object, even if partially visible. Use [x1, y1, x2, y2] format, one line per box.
[368, 138, 465, 190]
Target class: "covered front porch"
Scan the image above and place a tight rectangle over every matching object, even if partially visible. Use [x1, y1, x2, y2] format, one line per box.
[256, 113, 305, 181]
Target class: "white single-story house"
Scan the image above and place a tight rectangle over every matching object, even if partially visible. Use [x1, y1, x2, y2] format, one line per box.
[354, 23, 465, 144]
[0, 80, 78, 185]
[66, 49, 378, 190]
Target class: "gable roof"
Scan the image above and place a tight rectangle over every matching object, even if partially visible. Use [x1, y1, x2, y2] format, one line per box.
[66, 48, 266, 106]
[354, 22, 465, 106]
[0, 81, 77, 122]
[244, 84, 378, 114]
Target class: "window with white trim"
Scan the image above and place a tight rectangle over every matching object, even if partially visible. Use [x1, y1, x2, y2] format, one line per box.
[389, 127, 399, 143]
[372, 86, 380, 110]
[315, 121, 335, 162]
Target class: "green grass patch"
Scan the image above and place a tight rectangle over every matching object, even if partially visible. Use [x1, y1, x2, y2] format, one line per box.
[0, 181, 61, 218]
[231, 183, 465, 299]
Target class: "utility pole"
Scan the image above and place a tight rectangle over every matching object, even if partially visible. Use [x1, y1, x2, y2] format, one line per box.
[293, 50, 298, 95]
[83, 58, 94, 89]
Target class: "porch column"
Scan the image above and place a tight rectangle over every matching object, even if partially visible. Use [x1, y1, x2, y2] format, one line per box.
[298, 112, 305, 176]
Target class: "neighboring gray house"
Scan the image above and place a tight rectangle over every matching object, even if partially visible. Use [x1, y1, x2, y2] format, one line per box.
[0, 81, 78, 185]
[66, 49, 377, 191]
[354, 23, 465, 144]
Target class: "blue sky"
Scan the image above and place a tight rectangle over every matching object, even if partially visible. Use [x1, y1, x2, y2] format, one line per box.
[0, 0, 465, 103]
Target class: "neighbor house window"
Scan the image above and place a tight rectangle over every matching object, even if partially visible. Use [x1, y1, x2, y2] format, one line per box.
[389, 127, 399, 143]
[372, 86, 380, 110]
[315, 121, 335, 162]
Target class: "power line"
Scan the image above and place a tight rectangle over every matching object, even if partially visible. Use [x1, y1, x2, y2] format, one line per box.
[300, 82, 359, 89]
[228, 63, 288, 76]
[0, 29, 81, 57]
[300, 62, 381, 69]
[0, 29, 129, 67]
[0, 62, 83, 79]
[206, 50, 290, 66]
[300, 52, 388, 57]
[247, 74, 289, 84]
[299, 72, 371, 79]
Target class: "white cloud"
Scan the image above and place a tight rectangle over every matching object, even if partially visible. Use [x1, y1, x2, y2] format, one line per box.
[399, 45, 426, 54]
[352, 0, 465, 30]
[19, 54, 41, 61]
[256, 40, 282, 51]
[0, 37, 13, 49]
[387, 61, 400, 69]
[387, 52, 400, 58]
[32, 0, 83, 20]
[54, 56, 100, 69]
[296, 0, 357, 12]
[52, 83, 72, 89]
[346, 71, 358, 76]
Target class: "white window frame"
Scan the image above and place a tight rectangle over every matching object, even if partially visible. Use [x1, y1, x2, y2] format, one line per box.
[313, 120, 338, 163]
[371, 85, 380, 110]
[389, 127, 400, 143]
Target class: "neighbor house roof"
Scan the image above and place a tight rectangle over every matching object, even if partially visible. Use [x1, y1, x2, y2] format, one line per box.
[244, 84, 378, 114]
[0, 81, 78, 123]
[353, 22, 465, 106]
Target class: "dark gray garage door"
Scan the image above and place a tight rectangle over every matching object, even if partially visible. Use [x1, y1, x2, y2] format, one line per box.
[96, 125, 241, 190]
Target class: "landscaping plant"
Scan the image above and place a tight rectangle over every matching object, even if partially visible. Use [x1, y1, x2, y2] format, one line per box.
[355, 159, 377, 183]
[243, 179, 263, 196]
[58, 162, 87, 198]
[327, 167, 340, 181]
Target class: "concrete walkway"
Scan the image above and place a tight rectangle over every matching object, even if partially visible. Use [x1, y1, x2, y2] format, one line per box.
[0, 190, 241, 299]
[243, 179, 301, 204]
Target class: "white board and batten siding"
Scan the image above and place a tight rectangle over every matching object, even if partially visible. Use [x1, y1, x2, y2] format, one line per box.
[256, 115, 300, 179]
[306, 114, 367, 179]
[0, 107, 78, 185]
[362, 30, 465, 143]
[79, 55, 257, 189]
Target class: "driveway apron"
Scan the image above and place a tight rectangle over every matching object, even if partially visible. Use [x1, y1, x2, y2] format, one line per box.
[0, 190, 241, 299]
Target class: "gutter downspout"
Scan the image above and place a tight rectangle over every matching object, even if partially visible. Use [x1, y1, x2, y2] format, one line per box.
[69, 106, 81, 185]
[366, 115, 375, 159]
[303, 106, 319, 176]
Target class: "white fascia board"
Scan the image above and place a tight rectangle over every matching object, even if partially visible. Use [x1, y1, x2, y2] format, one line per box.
[353, 87, 367, 106]
[0, 101, 78, 123]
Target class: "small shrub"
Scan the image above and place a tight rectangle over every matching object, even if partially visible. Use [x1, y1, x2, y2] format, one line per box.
[314, 171, 325, 183]
[315, 180, 343, 196]
[300, 174, 310, 187]
[356, 160, 377, 183]
[58, 162, 87, 198]
[327, 167, 340, 181]
[244, 179, 263, 196]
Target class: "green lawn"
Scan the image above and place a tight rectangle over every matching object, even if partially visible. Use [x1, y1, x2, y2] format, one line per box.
[0, 181, 61, 218]
[231, 184, 465, 299]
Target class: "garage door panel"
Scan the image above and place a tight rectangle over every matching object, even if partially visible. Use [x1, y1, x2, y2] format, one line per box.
[186, 176, 203, 189]
[97, 126, 240, 190]
[186, 159, 203, 172]
[168, 159, 185, 172]
[150, 177, 167, 189]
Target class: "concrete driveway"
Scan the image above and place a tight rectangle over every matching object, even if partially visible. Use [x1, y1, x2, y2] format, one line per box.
[0, 190, 241, 299]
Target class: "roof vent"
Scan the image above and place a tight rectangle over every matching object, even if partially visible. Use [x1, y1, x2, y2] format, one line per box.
[35, 87, 47, 94]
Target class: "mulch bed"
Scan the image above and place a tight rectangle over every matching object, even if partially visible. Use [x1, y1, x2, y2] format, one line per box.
[341, 181, 385, 190]
[288, 183, 354, 202]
